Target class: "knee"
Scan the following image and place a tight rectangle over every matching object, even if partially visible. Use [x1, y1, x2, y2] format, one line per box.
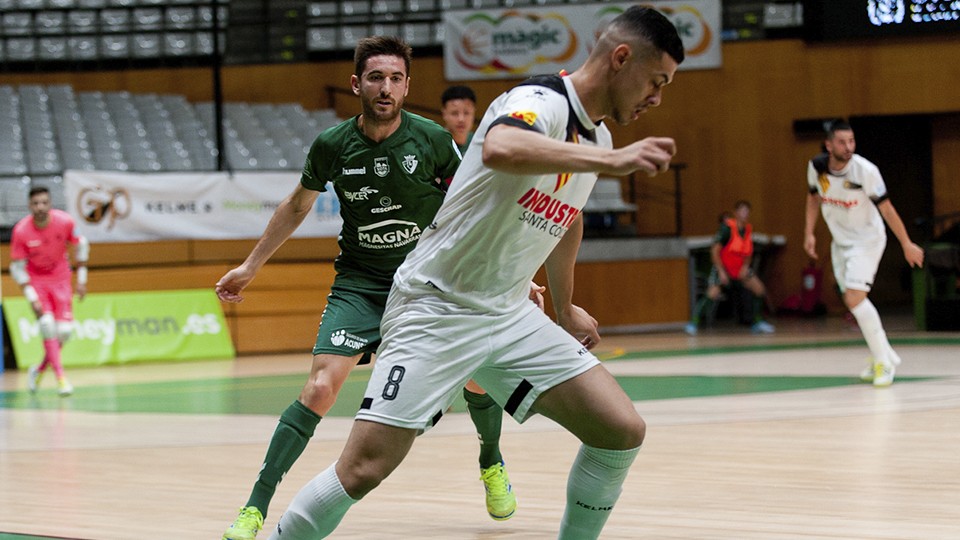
[627, 415, 647, 448]
[843, 291, 865, 310]
[38, 314, 57, 340]
[299, 374, 339, 413]
[336, 458, 387, 500]
[57, 321, 74, 344]
[604, 412, 646, 450]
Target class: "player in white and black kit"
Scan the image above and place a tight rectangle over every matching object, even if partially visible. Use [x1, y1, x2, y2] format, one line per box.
[804, 120, 924, 387]
[266, 6, 684, 539]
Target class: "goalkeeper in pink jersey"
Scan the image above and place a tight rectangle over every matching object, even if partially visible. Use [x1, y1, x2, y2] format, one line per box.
[10, 186, 89, 396]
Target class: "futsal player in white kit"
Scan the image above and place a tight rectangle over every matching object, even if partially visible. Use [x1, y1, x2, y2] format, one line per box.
[265, 6, 685, 539]
[804, 119, 924, 387]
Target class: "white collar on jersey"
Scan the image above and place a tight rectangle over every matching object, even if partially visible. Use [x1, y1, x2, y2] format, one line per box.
[562, 75, 599, 132]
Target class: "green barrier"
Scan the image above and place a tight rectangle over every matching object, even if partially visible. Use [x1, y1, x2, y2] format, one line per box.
[1, 303, 6, 373]
[3, 289, 235, 367]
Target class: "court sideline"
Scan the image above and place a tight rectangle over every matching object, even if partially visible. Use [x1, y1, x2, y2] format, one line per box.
[1, 315, 959, 539]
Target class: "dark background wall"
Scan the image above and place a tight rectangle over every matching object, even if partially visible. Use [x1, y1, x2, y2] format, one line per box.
[3, 35, 960, 313]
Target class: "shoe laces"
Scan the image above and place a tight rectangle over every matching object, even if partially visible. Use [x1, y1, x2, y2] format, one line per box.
[480, 464, 510, 496]
[235, 507, 264, 528]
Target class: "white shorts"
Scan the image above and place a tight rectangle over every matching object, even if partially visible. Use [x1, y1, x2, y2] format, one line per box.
[355, 288, 600, 432]
[831, 238, 886, 293]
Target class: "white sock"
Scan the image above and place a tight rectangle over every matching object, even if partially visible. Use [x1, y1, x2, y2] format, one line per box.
[559, 444, 641, 540]
[850, 299, 897, 366]
[267, 462, 357, 539]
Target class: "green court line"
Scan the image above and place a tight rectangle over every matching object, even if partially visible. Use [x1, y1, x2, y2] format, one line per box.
[0, 372, 373, 417]
[1, 338, 948, 416]
[598, 336, 960, 362]
[616, 375, 930, 400]
[0, 371, 929, 416]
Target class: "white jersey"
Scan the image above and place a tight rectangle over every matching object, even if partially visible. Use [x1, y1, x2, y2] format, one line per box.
[394, 74, 612, 313]
[807, 153, 888, 247]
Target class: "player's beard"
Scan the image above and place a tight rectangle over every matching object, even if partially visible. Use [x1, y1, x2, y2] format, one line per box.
[361, 95, 403, 126]
[830, 149, 852, 166]
[32, 209, 50, 224]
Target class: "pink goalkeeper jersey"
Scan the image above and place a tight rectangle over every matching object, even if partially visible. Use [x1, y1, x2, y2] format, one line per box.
[10, 208, 79, 283]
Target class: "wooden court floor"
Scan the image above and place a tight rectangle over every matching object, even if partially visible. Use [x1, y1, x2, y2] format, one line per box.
[2, 315, 960, 539]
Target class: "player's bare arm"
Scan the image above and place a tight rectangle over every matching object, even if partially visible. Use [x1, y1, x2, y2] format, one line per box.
[877, 199, 924, 268]
[803, 192, 822, 259]
[544, 215, 600, 349]
[482, 124, 674, 177]
[216, 184, 320, 303]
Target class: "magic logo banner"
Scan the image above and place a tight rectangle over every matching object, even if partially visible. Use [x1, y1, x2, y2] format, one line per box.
[443, 1, 722, 81]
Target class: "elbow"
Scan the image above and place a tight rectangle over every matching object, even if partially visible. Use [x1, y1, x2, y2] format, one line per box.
[481, 138, 512, 171]
[482, 125, 524, 173]
[284, 193, 315, 219]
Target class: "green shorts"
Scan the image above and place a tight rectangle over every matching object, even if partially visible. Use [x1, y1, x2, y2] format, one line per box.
[312, 285, 389, 364]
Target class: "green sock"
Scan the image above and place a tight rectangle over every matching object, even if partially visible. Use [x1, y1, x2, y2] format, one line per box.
[753, 295, 763, 322]
[463, 388, 504, 469]
[246, 400, 321, 517]
[691, 296, 714, 326]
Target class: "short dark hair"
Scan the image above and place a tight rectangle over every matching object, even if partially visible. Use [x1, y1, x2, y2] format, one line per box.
[354, 36, 412, 78]
[441, 85, 476, 106]
[826, 119, 852, 139]
[29, 186, 50, 199]
[614, 6, 685, 65]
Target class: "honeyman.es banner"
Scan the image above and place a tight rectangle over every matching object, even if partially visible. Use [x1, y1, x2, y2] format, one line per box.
[3, 289, 235, 368]
[443, 0, 722, 81]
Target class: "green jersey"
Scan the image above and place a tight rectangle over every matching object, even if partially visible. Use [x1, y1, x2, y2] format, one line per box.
[301, 110, 460, 289]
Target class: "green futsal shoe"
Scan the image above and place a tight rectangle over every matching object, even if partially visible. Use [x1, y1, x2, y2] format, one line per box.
[223, 506, 264, 540]
[480, 462, 517, 521]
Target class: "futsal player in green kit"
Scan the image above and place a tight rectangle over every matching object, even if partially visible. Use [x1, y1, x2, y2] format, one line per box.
[217, 36, 519, 539]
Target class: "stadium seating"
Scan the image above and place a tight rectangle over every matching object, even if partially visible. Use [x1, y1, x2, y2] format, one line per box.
[583, 177, 639, 236]
[0, 83, 343, 227]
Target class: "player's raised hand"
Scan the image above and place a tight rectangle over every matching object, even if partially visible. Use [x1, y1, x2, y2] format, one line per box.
[215, 265, 256, 303]
[607, 136, 676, 177]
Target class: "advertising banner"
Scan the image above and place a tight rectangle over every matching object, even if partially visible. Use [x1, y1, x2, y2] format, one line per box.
[64, 170, 343, 242]
[3, 289, 235, 367]
[1, 249, 4, 371]
[443, 1, 722, 81]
